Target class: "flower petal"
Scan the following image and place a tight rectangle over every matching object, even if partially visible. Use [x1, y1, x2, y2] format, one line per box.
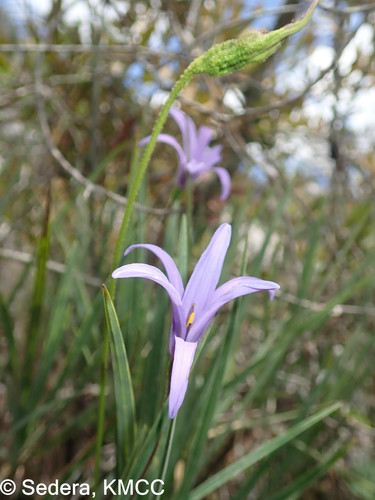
[112, 263, 184, 334]
[213, 276, 280, 304]
[138, 133, 187, 167]
[200, 144, 223, 169]
[196, 125, 214, 156]
[139, 132, 188, 188]
[182, 224, 231, 323]
[186, 276, 280, 342]
[169, 336, 198, 419]
[169, 108, 197, 159]
[187, 159, 206, 176]
[213, 167, 231, 200]
[124, 244, 184, 296]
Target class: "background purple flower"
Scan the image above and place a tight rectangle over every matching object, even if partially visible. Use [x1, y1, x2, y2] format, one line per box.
[112, 224, 280, 418]
[139, 108, 231, 200]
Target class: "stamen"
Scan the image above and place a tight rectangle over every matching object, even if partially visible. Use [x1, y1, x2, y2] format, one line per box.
[186, 303, 195, 334]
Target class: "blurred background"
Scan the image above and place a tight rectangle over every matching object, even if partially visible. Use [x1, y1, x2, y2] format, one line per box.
[1, 1, 375, 499]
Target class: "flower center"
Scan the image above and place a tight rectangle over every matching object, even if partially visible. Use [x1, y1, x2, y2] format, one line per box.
[186, 304, 195, 334]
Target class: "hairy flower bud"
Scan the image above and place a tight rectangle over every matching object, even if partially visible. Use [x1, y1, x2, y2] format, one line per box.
[191, 30, 280, 77]
[190, 0, 318, 77]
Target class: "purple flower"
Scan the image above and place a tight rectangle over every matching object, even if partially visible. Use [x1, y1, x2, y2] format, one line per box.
[139, 108, 231, 200]
[112, 224, 279, 418]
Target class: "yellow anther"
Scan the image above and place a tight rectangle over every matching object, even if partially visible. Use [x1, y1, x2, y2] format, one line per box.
[186, 304, 195, 331]
[186, 312, 195, 329]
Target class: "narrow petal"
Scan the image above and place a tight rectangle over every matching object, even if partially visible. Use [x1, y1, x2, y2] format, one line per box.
[138, 133, 187, 167]
[169, 108, 197, 159]
[186, 276, 280, 342]
[182, 224, 231, 322]
[213, 167, 231, 200]
[168, 108, 189, 144]
[213, 277, 280, 305]
[200, 145, 223, 169]
[169, 336, 198, 418]
[112, 263, 184, 334]
[139, 132, 188, 188]
[138, 135, 151, 147]
[124, 244, 184, 296]
[196, 125, 214, 155]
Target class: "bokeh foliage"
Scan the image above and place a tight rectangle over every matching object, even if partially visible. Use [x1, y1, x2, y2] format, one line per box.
[1, 1, 375, 499]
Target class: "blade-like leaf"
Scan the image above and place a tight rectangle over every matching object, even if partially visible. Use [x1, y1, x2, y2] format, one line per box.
[103, 285, 136, 473]
[268, 444, 348, 500]
[188, 402, 342, 500]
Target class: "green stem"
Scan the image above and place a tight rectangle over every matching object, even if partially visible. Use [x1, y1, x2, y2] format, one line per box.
[157, 416, 177, 498]
[95, 64, 196, 492]
[186, 175, 193, 258]
[110, 65, 196, 299]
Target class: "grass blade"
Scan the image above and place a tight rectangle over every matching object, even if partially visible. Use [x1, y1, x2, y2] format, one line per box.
[103, 285, 136, 474]
[188, 402, 342, 500]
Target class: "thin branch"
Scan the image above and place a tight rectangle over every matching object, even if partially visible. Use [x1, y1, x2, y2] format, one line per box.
[178, 24, 358, 123]
[186, 0, 203, 35]
[0, 75, 95, 108]
[319, 2, 375, 14]
[33, 68, 177, 216]
[188, 3, 312, 50]
[2, 247, 373, 318]
[0, 43, 172, 58]
[0, 248, 102, 287]
[280, 292, 375, 318]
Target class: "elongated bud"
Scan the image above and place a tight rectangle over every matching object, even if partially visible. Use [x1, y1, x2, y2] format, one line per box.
[190, 0, 318, 77]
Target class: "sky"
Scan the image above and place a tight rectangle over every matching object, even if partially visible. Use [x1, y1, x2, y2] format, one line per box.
[2, 0, 374, 181]
[3, 1, 374, 122]
[0, 0, 129, 40]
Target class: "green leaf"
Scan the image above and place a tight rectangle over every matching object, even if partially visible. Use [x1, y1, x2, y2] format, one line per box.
[103, 285, 136, 473]
[28, 243, 78, 409]
[188, 402, 342, 500]
[0, 291, 18, 376]
[122, 405, 167, 483]
[268, 445, 348, 500]
[22, 197, 51, 395]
